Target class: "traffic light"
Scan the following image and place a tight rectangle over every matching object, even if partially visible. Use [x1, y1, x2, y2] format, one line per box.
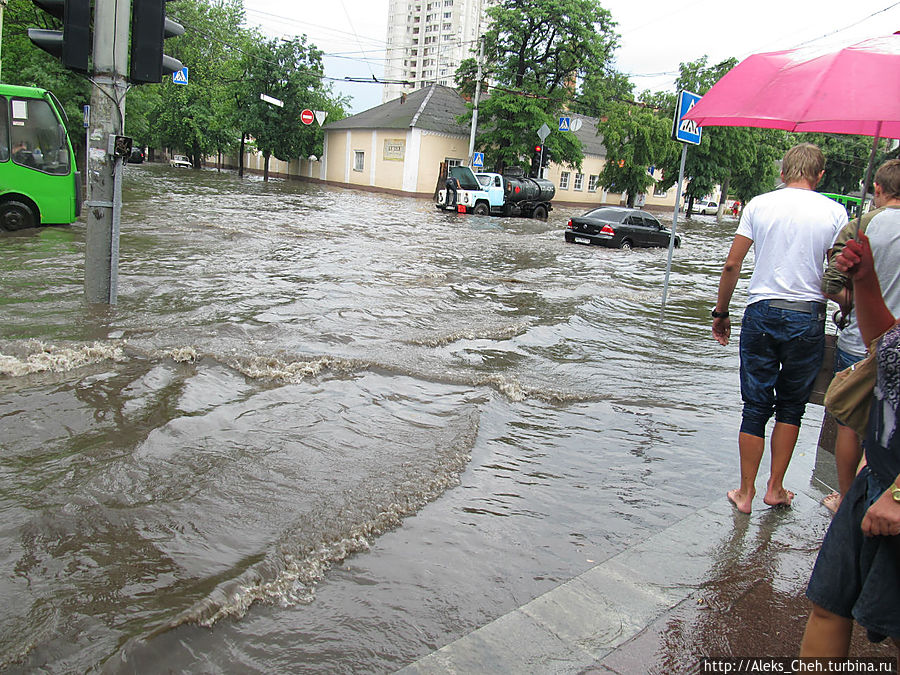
[27, 0, 92, 73]
[541, 146, 552, 168]
[531, 144, 543, 177]
[129, 0, 184, 84]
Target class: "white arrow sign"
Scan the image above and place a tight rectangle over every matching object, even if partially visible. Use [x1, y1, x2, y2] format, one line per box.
[260, 94, 284, 107]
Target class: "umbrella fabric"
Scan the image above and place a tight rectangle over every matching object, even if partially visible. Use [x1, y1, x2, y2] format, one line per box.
[683, 35, 900, 138]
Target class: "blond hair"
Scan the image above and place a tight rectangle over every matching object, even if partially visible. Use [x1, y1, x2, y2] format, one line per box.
[874, 159, 900, 200]
[781, 143, 825, 185]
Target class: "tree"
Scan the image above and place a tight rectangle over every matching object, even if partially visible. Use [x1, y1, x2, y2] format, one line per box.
[654, 57, 787, 218]
[456, 0, 618, 173]
[236, 36, 345, 181]
[146, 0, 247, 167]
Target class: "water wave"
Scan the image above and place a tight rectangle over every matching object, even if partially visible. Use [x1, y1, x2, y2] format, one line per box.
[0, 341, 126, 377]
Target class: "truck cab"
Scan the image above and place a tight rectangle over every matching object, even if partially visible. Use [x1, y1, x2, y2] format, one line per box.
[475, 173, 506, 209]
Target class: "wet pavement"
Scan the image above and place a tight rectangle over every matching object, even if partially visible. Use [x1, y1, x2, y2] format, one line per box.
[401, 420, 897, 673]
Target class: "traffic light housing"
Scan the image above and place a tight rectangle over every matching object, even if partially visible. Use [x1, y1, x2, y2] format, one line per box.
[531, 144, 543, 177]
[541, 146, 551, 167]
[129, 0, 184, 84]
[27, 0, 92, 73]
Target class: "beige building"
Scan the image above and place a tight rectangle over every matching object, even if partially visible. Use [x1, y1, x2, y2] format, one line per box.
[318, 84, 679, 210]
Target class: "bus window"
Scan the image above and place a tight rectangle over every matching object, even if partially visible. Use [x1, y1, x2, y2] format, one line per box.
[8, 97, 70, 176]
[0, 100, 8, 162]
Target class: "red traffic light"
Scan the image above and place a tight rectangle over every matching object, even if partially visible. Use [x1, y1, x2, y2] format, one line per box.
[534, 145, 543, 153]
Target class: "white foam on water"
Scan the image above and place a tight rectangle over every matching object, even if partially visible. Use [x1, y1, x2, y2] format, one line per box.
[0, 341, 127, 377]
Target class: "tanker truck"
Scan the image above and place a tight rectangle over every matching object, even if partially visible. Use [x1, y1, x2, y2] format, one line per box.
[436, 166, 555, 220]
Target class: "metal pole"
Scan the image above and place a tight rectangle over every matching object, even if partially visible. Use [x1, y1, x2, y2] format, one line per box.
[661, 143, 687, 310]
[467, 37, 483, 164]
[855, 121, 882, 224]
[84, 0, 128, 304]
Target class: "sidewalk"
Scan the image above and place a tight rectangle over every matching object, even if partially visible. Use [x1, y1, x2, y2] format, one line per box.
[399, 439, 896, 674]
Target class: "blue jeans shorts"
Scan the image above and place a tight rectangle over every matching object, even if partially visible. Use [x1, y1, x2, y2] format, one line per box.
[739, 299, 826, 437]
[806, 466, 900, 642]
[834, 345, 865, 374]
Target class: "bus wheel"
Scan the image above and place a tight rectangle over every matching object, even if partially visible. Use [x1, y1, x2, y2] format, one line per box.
[0, 201, 36, 231]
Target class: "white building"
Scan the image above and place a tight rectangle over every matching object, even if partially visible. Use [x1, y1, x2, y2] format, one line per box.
[382, 0, 494, 104]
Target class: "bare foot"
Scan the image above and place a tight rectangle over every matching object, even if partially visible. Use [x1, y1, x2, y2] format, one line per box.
[727, 489, 753, 514]
[763, 488, 794, 508]
[822, 492, 841, 515]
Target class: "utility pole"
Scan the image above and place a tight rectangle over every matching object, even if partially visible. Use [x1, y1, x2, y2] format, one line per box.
[83, 0, 129, 304]
[0, 0, 8, 80]
[467, 36, 483, 164]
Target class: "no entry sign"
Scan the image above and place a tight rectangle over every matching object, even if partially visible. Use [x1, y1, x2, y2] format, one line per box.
[300, 109, 314, 125]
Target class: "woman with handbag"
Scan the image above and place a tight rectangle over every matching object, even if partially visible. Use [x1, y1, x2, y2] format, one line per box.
[800, 229, 900, 657]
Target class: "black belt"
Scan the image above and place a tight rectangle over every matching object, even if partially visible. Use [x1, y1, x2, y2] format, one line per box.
[768, 299, 825, 313]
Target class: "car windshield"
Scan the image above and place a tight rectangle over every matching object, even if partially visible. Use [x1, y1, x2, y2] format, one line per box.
[584, 208, 627, 222]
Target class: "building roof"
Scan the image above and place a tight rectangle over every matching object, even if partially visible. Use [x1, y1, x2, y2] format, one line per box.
[325, 84, 469, 135]
[325, 83, 608, 158]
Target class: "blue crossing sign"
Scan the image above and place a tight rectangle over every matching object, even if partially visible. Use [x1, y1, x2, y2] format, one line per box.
[173, 67, 189, 85]
[559, 117, 570, 132]
[472, 152, 484, 168]
[673, 90, 702, 145]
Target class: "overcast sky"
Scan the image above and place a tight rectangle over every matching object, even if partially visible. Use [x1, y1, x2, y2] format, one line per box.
[241, 0, 900, 115]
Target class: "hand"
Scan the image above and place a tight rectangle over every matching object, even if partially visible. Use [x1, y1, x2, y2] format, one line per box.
[835, 231, 875, 282]
[861, 489, 900, 537]
[712, 316, 731, 346]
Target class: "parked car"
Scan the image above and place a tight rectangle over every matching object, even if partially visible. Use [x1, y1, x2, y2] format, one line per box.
[564, 207, 680, 250]
[686, 199, 718, 215]
[127, 147, 144, 164]
[169, 154, 191, 168]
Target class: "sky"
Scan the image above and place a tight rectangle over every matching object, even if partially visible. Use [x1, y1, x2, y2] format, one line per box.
[240, 0, 900, 115]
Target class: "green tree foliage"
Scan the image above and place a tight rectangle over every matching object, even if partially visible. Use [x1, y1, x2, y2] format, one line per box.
[654, 57, 787, 215]
[456, 0, 618, 173]
[236, 35, 345, 180]
[144, 0, 246, 167]
[797, 132, 889, 196]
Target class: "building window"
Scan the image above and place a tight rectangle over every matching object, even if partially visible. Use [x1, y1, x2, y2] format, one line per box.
[354, 151, 364, 172]
[446, 157, 462, 167]
[588, 175, 599, 192]
[559, 172, 570, 190]
[653, 185, 668, 197]
[573, 173, 584, 191]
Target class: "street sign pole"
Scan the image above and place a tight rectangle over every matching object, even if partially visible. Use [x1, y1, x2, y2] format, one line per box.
[661, 91, 702, 314]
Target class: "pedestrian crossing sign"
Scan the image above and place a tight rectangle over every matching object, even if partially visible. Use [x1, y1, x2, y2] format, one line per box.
[559, 117, 570, 132]
[173, 67, 189, 85]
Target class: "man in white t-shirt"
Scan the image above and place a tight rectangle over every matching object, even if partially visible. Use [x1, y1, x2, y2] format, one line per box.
[712, 143, 848, 514]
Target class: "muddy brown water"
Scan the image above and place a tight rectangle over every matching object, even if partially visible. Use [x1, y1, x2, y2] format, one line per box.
[0, 164, 826, 672]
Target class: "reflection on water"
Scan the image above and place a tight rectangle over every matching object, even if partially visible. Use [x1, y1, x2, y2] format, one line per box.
[0, 164, 795, 672]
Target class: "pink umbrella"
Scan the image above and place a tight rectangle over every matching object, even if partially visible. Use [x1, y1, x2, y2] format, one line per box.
[683, 34, 900, 208]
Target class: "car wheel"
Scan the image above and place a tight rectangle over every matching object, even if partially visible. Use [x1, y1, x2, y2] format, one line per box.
[0, 200, 37, 231]
[619, 239, 633, 250]
[674, 236, 681, 248]
[531, 204, 548, 220]
[473, 202, 490, 216]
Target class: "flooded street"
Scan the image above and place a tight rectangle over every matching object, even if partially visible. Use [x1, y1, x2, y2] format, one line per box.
[0, 165, 826, 673]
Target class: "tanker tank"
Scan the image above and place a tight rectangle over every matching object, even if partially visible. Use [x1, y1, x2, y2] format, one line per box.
[502, 175, 556, 203]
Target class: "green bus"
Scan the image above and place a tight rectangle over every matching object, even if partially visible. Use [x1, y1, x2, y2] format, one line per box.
[821, 192, 871, 217]
[0, 83, 81, 231]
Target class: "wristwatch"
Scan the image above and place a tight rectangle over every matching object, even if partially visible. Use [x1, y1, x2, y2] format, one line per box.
[891, 483, 900, 503]
[711, 309, 729, 319]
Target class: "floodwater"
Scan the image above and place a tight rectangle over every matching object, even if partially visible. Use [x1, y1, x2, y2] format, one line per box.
[0, 165, 825, 673]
